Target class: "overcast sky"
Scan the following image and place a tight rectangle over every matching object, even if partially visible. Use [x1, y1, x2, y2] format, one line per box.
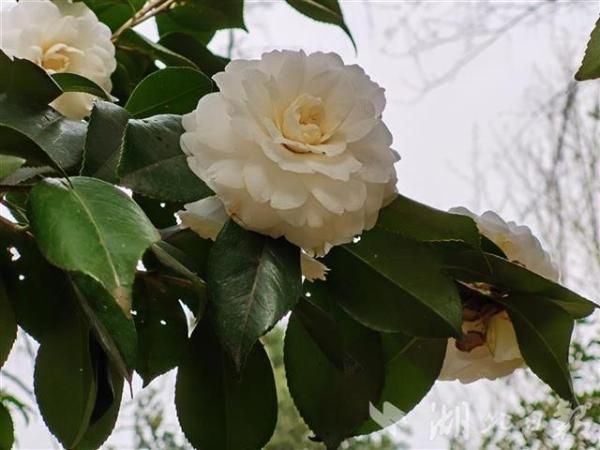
[2, 1, 599, 449]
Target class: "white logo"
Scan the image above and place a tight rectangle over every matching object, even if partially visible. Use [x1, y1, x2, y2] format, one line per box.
[369, 402, 406, 428]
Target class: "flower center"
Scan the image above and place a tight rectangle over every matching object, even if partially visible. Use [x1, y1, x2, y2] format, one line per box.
[282, 94, 325, 147]
[39, 43, 81, 74]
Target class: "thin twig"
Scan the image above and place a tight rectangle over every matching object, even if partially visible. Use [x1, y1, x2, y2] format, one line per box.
[112, 0, 178, 42]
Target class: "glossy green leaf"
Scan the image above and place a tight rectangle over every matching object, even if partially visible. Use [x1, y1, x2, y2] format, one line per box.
[0, 278, 16, 369]
[116, 29, 197, 69]
[125, 68, 212, 118]
[500, 295, 576, 404]
[0, 155, 25, 180]
[34, 307, 96, 448]
[156, 0, 245, 40]
[207, 221, 302, 370]
[175, 324, 277, 450]
[0, 50, 61, 104]
[133, 276, 190, 385]
[28, 177, 160, 312]
[52, 73, 115, 101]
[159, 33, 229, 77]
[71, 274, 138, 379]
[81, 101, 130, 183]
[285, 0, 355, 49]
[575, 16, 600, 81]
[357, 333, 446, 434]
[438, 247, 597, 319]
[324, 227, 463, 337]
[118, 114, 212, 202]
[285, 287, 384, 449]
[377, 194, 481, 248]
[0, 98, 86, 171]
[0, 403, 14, 450]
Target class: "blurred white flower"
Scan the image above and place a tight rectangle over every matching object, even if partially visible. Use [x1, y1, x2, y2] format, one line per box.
[180, 196, 329, 281]
[181, 50, 398, 256]
[0, 0, 116, 119]
[439, 208, 559, 383]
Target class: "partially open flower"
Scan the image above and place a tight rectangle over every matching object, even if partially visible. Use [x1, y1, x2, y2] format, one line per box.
[180, 50, 399, 256]
[0, 0, 116, 119]
[439, 208, 559, 383]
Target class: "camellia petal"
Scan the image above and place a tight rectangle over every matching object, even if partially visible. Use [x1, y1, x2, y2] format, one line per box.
[181, 50, 398, 256]
[0, 0, 116, 119]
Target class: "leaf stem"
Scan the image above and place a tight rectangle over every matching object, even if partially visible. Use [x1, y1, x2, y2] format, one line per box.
[112, 0, 178, 42]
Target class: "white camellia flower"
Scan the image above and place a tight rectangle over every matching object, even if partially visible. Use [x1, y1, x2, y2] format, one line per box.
[0, 0, 116, 119]
[180, 50, 399, 257]
[439, 207, 559, 383]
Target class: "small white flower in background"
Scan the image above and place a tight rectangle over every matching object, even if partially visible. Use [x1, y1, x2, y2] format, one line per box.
[180, 50, 399, 257]
[180, 196, 329, 282]
[439, 207, 559, 383]
[0, 0, 116, 119]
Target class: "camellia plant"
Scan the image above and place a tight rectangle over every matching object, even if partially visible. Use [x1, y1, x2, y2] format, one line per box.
[0, 1, 598, 449]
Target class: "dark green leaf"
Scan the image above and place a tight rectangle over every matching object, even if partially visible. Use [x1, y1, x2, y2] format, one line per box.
[133, 194, 181, 228]
[575, 16, 600, 81]
[71, 274, 138, 379]
[357, 333, 446, 434]
[0, 50, 61, 105]
[81, 101, 130, 183]
[159, 33, 229, 77]
[151, 241, 207, 304]
[377, 194, 481, 249]
[125, 67, 211, 118]
[207, 221, 302, 370]
[285, 287, 384, 449]
[0, 278, 16, 369]
[0, 166, 53, 189]
[111, 50, 154, 104]
[0, 97, 86, 171]
[156, 0, 245, 40]
[0, 403, 14, 450]
[0, 155, 25, 180]
[116, 29, 198, 69]
[293, 297, 344, 370]
[34, 307, 96, 448]
[0, 225, 67, 341]
[324, 227, 463, 337]
[28, 177, 160, 312]
[133, 276, 190, 385]
[118, 114, 212, 202]
[438, 247, 597, 319]
[500, 295, 576, 404]
[285, 0, 355, 49]
[75, 355, 124, 450]
[175, 324, 277, 450]
[52, 73, 115, 101]
[75, 0, 145, 32]
[163, 228, 213, 278]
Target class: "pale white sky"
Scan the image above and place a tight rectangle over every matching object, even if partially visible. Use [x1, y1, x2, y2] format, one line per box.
[1, 1, 599, 449]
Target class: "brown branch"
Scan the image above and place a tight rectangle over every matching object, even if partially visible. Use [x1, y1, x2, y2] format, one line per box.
[112, 0, 178, 42]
